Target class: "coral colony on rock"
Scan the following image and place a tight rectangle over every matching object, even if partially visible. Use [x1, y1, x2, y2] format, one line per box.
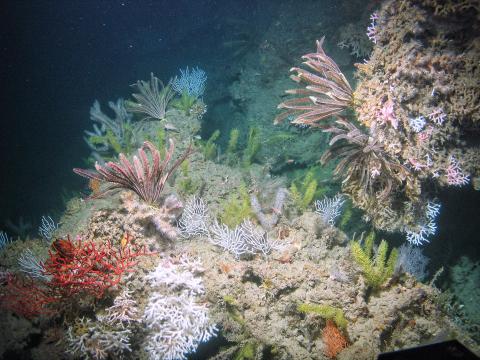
[1, 0, 480, 359]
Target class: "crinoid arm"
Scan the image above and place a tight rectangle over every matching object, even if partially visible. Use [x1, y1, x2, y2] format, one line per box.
[74, 139, 193, 205]
[275, 37, 353, 127]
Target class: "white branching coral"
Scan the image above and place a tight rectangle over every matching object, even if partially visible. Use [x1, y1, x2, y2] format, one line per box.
[99, 289, 139, 328]
[178, 196, 210, 238]
[209, 220, 280, 258]
[446, 155, 470, 186]
[241, 220, 281, 257]
[0, 231, 11, 251]
[314, 194, 345, 226]
[395, 243, 430, 281]
[17, 249, 51, 281]
[209, 221, 251, 258]
[143, 292, 217, 360]
[405, 201, 441, 245]
[409, 116, 426, 133]
[146, 255, 206, 296]
[66, 318, 132, 360]
[142, 255, 217, 360]
[38, 215, 58, 242]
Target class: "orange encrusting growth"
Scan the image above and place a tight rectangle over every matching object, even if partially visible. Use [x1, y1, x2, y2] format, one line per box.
[322, 319, 348, 359]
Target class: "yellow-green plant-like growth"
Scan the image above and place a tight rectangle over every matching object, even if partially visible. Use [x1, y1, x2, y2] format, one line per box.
[88, 124, 136, 158]
[155, 127, 166, 156]
[297, 303, 348, 330]
[289, 169, 324, 210]
[172, 91, 197, 114]
[234, 342, 257, 360]
[226, 128, 240, 165]
[223, 295, 246, 326]
[219, 183, 252, 228]
[177, 160, 200, 195]
[242, 126, 261, 167]
[351, 232, 398, 291]
[203, 130, 220, 160]
[339, 202, 352, 230]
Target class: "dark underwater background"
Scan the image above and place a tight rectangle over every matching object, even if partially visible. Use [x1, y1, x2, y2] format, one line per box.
[1, 0, 479, 296]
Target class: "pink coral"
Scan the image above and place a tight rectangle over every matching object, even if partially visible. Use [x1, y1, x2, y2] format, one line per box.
[446, 156, 469, 186]
[379, 100, 398, 129]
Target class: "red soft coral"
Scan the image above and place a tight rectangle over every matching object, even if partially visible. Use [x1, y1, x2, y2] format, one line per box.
[0, 234, 152, 318]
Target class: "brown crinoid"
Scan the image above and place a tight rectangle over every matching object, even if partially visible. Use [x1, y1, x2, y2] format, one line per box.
[275, 37, 354, 127]
[321, 118, 410, 201]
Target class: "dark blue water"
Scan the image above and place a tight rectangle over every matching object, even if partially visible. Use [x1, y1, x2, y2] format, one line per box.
[0, 0, 285, 223]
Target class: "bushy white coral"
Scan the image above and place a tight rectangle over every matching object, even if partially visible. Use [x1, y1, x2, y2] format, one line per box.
[17, 249, 51, 281]
[315, 194, 345, 226]
[405, 201, 440, 245]
[209, 220, 280, 258]
[146, 255, 205, 296]
[143, 292, 217, 360]
[99, 289, 139, 328]
[395, 243, 430, 281]
[178, 196, 210, 238]
[142, 255, 217, 360]
[66, 318, 132, 360]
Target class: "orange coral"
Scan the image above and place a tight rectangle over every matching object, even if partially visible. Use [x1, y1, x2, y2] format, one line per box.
[88, 178, 101, 196]
[322, 320, 348, 359]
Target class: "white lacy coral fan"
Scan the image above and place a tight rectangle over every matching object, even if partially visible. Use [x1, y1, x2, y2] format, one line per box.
[143, 255, 217, 360]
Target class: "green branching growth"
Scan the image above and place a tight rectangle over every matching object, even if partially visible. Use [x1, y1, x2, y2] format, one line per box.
[351, 232, 398, 290]
[226, 128, 240, 165]
[339, 202, 353, 230]
[297, 303, 348, 330]
[155, 127, 166, 155]
[177, 160, 200, 195]
[223, 295, 246, 326]
[218, 183, 252, 228]
[265, 131, 296, 146]
[234, 342, 257, 360]
[87, 124, 137, 158]
[203, 130, 221, 160]
[289, 169, 320, 210]
[242, 126, 261, 166]
[172, 91, 197, 114]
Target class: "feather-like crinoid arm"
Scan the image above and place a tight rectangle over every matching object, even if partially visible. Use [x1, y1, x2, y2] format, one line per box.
[275, 37, 353, 127]
[74, 139, 193, 204]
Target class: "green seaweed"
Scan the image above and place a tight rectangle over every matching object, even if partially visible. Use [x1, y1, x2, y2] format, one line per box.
[351, 232, 398, 291]
[203, 130, 220, 160]
[226, 128, 240, 165]
[339, 202, 353, 230]
[223, 295, 246, 326]
[177, 160, 200, 195]
[234, 342, 257, 360]
[88, 123, 136, 156]
[297, 303, 348, 330]
[155, 127, 166, 155]
[172, 91, 197, 114]
[242, 126, 261, 166]
[265, 131, 296, 146]
[219, 183, 252, 228]
[289, 169, 321, 210]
